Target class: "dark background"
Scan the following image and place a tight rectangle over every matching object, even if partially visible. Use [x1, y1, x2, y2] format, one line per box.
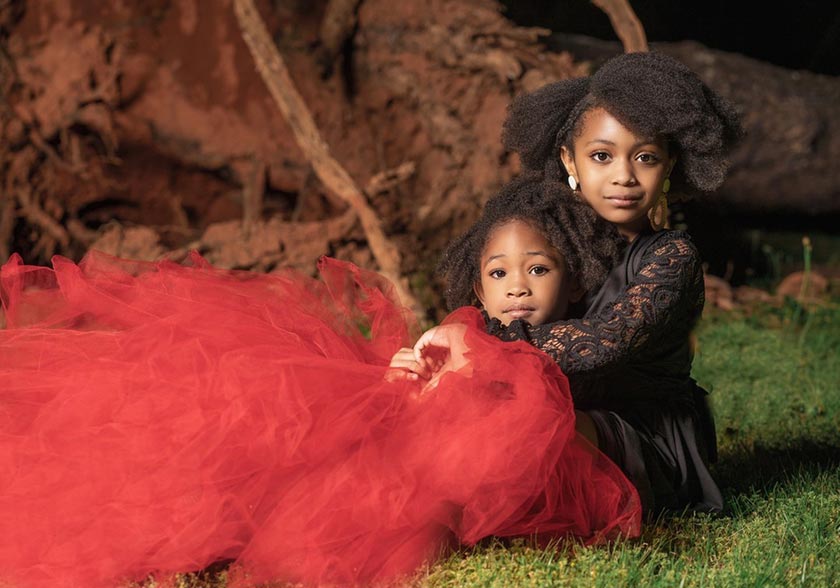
[502, 0, 840, 76]
[503, 1, 840, 284]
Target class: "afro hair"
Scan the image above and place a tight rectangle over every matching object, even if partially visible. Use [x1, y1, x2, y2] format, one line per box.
[502, 51, 743, 197]
[437, 173, 624, 311]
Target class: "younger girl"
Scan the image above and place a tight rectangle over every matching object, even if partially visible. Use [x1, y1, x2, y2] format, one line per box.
[391, 173, 620, 446]
[0, 176, 637, 587]
[415, 51, 743, 515]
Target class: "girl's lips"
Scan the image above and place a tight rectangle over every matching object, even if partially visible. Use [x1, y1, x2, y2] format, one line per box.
[505, 308, 534, 319]
[605, 195, 642, 208]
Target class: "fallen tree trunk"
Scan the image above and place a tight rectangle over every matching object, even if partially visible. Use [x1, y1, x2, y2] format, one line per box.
[547, 33, 840, 216]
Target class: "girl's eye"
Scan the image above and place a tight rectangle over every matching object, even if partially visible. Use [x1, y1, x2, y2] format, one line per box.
[529, 266, 549, 276]
[591, 151, 610, 162]
[637, 153, 660, 164]
[489, 269, 506, 279]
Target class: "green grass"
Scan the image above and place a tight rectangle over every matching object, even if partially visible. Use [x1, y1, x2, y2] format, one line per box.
[416, 303, 840, 588]
[165, 303, 840, 588]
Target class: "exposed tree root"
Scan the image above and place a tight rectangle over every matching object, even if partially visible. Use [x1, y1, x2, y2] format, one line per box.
[233, 0, 421, 313]
[591, 0, 648, 53]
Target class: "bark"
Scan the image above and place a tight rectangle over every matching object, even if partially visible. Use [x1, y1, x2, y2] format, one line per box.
[665, 42, 840, 217]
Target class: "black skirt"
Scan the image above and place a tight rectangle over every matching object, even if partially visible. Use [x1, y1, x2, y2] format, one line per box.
[584, 381, 723, 515]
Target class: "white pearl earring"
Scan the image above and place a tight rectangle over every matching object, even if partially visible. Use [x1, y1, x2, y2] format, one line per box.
[567, 176, 578, 190]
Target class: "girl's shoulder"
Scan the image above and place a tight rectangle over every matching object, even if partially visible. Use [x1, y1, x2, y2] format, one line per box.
[644, 228, 696, 249]
[620, 230, 701, 285]
[586, 231, 701, 314]
[638, 229, 701, 263]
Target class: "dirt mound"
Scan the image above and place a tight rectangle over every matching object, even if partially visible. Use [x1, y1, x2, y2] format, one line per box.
[1, 0, 582, 318]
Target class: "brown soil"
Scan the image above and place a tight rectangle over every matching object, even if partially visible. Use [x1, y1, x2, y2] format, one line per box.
[1, 0, 586, 318]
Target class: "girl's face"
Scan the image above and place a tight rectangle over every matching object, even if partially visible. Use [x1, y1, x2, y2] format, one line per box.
[474, 220, 580, 326]
[560, 107, 675, 240]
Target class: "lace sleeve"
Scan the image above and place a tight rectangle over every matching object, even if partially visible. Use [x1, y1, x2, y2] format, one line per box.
[487, 232, 704, 374]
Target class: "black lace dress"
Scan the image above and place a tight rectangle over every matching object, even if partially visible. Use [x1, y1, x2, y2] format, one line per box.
[488, 229, 723, 515]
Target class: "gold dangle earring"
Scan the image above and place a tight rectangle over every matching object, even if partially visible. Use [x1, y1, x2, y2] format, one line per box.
[649, 177, 670, 231]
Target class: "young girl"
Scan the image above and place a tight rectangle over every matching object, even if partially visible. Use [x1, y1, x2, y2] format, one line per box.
[390, 173, 619, 445]
[415, 51, 742, 515]
[0, 176, 638, 587]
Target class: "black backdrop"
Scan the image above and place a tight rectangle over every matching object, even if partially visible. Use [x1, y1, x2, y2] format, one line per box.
[502, 0, 840, 75]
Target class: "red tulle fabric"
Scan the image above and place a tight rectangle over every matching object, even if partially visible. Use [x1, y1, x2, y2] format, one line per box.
[0, 252, 640, 588]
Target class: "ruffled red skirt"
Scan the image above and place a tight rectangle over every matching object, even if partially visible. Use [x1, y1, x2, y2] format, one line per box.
[0, 252, 640, 587]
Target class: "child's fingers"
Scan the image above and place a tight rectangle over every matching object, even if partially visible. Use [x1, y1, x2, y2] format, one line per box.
[389, 348, 432, 379]
[392, 349, 434, 377]
[389, 348, 417, 368]
[414, 324, 467, 361]
[413, 327, 446, 361]
[412, 358, 432, 379]
[389, 359, 431, 378]
[412, 329, 434, 361]
[384, 368, 420, 383]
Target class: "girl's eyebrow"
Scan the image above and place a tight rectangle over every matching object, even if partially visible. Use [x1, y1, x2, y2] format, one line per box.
[483, 250, 555, 268]
[525, 250, 554, 259]
[585, 138, 661, 149]
[483, 253, 506, 267]
[585, 138, 616, 146]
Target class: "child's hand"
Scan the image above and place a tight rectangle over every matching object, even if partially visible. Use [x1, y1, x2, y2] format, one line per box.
[385, 347, 433, 382]
[413, 324, 468, 363]
[408, 323, 470, 381]
[385, 324, 470, 384]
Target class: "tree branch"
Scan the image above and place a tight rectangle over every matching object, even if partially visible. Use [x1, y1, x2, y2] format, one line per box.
[15, 187, 70, 249]
[365, 162, 416, 195]
[591, 0, 648, 53]
[232, 0, 421, 314]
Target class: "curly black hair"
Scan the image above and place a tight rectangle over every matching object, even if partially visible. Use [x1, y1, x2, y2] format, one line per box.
[502, 52, 743, 197]
[437, 173, 624, 311]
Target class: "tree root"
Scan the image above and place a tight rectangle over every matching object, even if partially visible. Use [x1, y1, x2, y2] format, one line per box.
[591, 0, 648, 53]
[365, 162, 416, 196]
[15, 187, 70, 250]
[233, 0, 421, 314]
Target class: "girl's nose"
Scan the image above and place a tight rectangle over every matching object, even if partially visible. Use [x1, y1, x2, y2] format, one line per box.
[507, 277, 530, 297]
[612, 159, 638, 185]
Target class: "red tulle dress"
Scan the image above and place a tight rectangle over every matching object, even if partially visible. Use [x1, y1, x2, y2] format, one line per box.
[0, 251, 640, 588]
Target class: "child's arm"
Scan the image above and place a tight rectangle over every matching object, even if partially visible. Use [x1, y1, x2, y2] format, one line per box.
[490, 232, 703, 374]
